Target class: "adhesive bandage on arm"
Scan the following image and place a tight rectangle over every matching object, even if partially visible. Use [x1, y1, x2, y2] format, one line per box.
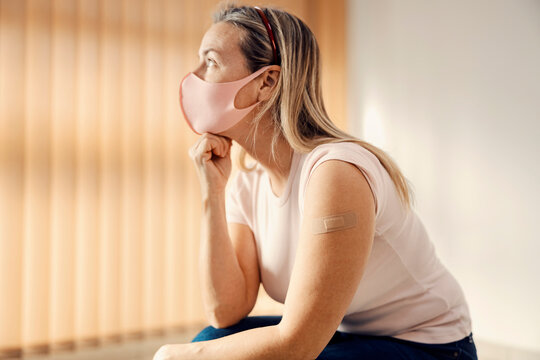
[311, 211, 358, 234]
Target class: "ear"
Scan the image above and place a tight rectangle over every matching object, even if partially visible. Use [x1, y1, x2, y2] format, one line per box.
[257, 65, 281, 102]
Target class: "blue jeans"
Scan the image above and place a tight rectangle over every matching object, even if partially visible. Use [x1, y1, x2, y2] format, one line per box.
[191, 315, 478, 359]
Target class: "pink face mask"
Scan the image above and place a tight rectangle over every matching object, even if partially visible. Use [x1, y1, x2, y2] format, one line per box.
[179, 66, 272, 135]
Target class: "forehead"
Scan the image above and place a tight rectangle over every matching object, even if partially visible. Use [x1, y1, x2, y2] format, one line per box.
[199, 22, 243, 55]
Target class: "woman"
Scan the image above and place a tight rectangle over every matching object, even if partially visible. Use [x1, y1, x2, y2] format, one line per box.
[153, 4, 477, 360]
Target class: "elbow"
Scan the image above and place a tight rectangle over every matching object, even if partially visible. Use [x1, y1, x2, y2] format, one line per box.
[207, 316, 234, 330]
[277, 324, 325, 360]
[206, 304, 247, 329]
[283, 339, 321, 360]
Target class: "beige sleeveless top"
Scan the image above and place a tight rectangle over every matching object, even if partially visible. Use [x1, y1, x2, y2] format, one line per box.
[225, 141, 472, 343]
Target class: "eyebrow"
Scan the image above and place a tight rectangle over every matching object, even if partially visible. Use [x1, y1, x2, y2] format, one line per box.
[198, 48, 221, 59]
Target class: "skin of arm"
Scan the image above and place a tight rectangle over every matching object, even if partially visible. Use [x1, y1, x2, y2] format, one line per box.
[199, 192, 258, 327]
[153, 159, 376, 360]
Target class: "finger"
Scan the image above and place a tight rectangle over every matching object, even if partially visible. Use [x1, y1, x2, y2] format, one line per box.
[209, 135, 228, 157]
[218, 136, 233, 156]
[199, 137, 222, 162]
[190, 134, 208, 159]
[206, 134, 226, 156]
[189, 142, 202, 161]
[198, 133, 229, 158]
[217, 137, 229, 157]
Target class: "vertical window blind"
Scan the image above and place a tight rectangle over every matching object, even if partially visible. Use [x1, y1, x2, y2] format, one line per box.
[0, 0, 345, 357]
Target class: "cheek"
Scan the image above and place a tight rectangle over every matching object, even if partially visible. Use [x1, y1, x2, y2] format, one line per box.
[234, 81, 258, 109]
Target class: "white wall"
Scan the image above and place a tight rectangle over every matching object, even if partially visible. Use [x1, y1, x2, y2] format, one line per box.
[347, 0, 540, 352]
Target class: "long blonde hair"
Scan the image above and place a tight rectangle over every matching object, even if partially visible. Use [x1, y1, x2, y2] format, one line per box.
[213, 3, 413, 207]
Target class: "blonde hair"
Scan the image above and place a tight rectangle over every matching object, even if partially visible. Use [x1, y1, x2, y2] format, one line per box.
[213, 3, 413, 207]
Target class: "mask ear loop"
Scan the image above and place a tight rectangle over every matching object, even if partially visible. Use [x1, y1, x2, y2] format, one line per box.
[254, 6, 279, 65]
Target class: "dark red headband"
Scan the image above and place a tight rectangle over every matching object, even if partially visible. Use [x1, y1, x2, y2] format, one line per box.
[254, 6, 279, 65]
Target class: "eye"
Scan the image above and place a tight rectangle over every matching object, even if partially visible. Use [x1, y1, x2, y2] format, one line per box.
[206, 57, 217, 67]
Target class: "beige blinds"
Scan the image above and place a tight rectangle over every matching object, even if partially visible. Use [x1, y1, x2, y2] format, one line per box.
[0, 0, 345, 357]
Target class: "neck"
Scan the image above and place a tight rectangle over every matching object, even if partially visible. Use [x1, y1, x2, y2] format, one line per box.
[225, 114, 294, 196]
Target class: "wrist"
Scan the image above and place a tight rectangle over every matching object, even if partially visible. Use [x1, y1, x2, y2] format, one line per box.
[202, 192, 226, 213]
[200, 183, 226, 200]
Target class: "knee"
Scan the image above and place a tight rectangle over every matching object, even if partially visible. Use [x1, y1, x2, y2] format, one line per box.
[190, 324, 235, 342]
[190, 316, 283, 342]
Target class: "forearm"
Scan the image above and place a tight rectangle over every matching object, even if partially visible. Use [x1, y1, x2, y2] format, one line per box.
[199, 193, 247, 321]
[164, 324, 302, 360]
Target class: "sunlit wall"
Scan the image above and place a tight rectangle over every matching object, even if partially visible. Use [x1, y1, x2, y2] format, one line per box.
[348, 0, 540, 352]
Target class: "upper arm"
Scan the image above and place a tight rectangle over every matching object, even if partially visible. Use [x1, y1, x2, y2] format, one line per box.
[277, 160, 376, 359]
[228, 222, 261, 315]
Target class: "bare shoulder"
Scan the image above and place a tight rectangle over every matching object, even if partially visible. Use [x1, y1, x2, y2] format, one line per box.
[304, 159, 375, 216]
